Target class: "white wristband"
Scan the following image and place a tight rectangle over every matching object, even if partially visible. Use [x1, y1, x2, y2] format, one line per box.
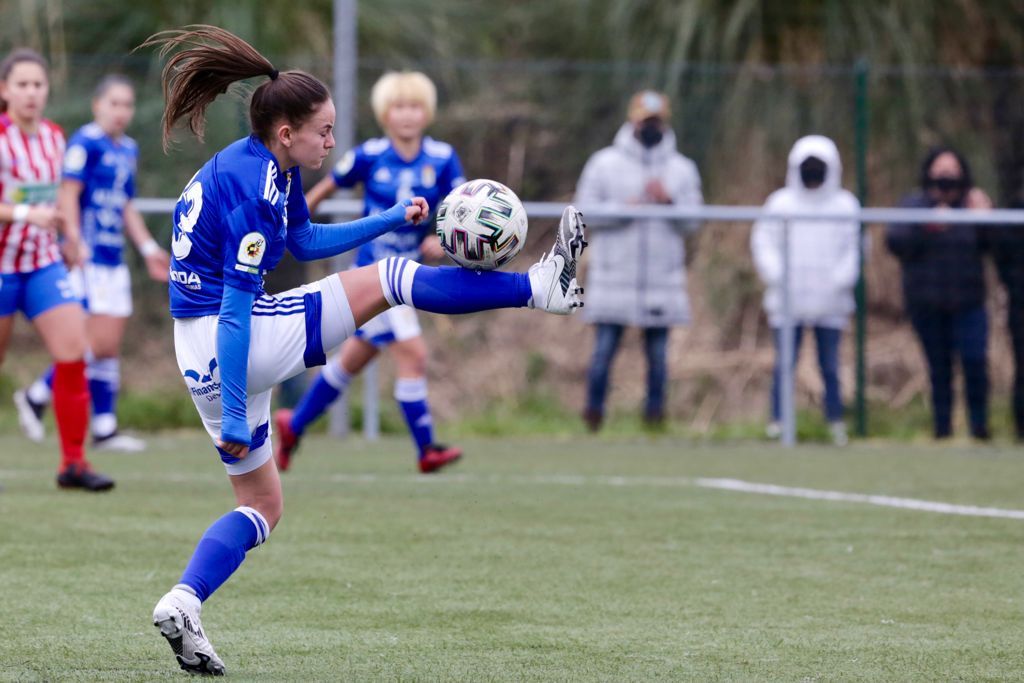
[12, 204, 29, 222]
[139, 239, 161, 257]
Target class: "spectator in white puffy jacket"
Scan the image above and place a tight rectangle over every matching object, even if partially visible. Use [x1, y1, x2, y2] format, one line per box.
[575, 90, 703, 431]
[751, 135, 861, 445]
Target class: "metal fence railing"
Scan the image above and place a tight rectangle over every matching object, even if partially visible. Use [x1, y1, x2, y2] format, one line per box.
[136, 199, 1024, 446]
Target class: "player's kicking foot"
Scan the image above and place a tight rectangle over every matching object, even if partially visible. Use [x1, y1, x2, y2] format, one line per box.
[273, 408, 300, 472]
[528, 205, 587, 314]
[13, 389, 46, 442]
[419, 443, 463, 473]
[56, 462, 115, 492]
[153, 587, 226, 676]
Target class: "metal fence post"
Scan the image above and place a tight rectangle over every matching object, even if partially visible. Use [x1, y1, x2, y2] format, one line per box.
[780, 219, 797, 447]
[854, 58, 870, 438]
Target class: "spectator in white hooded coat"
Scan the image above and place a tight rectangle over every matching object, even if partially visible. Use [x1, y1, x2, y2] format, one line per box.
[575, 90, 703, 431]
[751, 135, 861, 445]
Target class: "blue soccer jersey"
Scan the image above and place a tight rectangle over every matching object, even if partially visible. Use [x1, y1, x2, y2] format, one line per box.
[331, 136, 465, 267]
[168, 135, 310, 318]
[62, 123, 138, 267]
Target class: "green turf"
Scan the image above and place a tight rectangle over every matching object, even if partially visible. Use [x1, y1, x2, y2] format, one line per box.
[1, 433, 1023, 681]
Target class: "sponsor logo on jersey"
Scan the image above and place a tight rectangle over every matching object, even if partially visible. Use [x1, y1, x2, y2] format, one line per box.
[373, 167, 392, 183]
[170, 269, 202, 290]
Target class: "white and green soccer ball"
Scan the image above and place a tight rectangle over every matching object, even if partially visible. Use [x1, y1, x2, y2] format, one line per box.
[435, 179, 528, 270]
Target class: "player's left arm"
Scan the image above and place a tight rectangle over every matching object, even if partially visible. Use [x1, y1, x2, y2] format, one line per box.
[123, 201, 169, 282]
[286, 198, 428, 261]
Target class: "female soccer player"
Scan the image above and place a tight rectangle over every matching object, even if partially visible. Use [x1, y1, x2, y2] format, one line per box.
[15, 75, 170, 452]
[0, 48, 113, 491]
[275, 71, 465, 474]
[141, 26, 584, 675]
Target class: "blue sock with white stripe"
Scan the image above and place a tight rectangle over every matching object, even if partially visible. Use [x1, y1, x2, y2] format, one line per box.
[395, 377, 433, 457]
[178, 506, 269, 602]
[87, 357, 120, 437]
[291, 362, 351, 436]
[378, 257, 531, 313]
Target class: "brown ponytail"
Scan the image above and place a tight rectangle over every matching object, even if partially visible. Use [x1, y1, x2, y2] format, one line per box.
[0, 48, 49, 113]
[138, 25, 330, 152]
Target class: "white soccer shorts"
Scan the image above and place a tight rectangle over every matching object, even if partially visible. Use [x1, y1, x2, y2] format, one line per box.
[69, 263, 133, 317]
[173, 274, 356, 475]
[354, 304, 422, 347]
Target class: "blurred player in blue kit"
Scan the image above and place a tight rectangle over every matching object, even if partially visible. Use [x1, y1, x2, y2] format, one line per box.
[275, 71, 465, 474]
[140, 26, 585, 675]
[15, 75, 170, 452]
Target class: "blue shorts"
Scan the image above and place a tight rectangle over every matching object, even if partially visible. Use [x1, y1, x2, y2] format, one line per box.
[0, 262, 81, 320]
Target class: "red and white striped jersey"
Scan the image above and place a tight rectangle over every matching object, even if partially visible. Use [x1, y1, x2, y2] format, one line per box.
[0, 113, 64, 273]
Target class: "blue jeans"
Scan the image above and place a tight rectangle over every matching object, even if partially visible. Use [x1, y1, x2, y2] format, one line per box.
[910, 306, 989, 438]
[586, 324, 669, 417]
[771, 325, 844, 423]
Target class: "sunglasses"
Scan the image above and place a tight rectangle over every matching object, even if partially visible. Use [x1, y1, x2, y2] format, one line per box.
[925, 176, 966, 192]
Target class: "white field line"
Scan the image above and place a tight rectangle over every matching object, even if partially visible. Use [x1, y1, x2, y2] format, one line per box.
[2, 468, 1023, 520]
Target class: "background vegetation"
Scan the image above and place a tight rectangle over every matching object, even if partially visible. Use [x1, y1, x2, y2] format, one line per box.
[3, 0, 1024, 437]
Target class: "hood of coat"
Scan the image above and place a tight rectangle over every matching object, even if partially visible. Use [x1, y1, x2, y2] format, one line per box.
[785, 134, 843, 198]
[612, 121, 679, 163]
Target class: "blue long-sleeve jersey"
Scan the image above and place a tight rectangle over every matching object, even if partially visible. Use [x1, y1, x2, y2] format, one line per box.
[169, 135, 410, 445]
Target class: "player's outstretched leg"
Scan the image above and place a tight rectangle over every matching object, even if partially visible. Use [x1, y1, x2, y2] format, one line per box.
[375, 205, 586, 316]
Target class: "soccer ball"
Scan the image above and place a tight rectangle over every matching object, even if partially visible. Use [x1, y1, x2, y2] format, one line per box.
[435, 179, 528, 270]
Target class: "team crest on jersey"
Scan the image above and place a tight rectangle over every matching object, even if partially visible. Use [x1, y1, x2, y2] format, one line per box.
[374, 167, 392, 183]
[421, 165, 436, 189]
[236, 232, 266, 273]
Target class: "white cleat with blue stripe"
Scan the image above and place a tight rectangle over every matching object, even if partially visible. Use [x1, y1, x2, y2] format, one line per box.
[153, 588, 226, 676]
[528, 205, 587, 314]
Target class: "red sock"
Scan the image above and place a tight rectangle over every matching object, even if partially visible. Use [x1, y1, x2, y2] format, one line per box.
[52, 360, 89, 470]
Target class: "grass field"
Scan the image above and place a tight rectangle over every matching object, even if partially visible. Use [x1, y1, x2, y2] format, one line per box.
[2, 432, 1024, 681]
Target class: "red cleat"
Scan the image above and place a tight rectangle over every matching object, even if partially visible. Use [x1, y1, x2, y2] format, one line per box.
[418, 443, 463, 473]
[273, 408, 300, 472]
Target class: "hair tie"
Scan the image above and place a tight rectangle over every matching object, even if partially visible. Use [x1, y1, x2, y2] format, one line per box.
[269, 69, 279, 81]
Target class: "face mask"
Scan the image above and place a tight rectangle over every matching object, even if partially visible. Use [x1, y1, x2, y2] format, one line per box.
[637, 121, 664, 148]
[799, 157, 827, 189]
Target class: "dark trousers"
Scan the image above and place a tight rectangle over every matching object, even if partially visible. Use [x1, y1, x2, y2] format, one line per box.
[586, 323, 669, 417]
[771, 325, 844, 423]
[909, 306, 989, 438]
[1008, 304, 1024, 438]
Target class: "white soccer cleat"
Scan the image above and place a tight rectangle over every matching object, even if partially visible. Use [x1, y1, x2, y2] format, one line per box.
[153, 588, 226, 676]
[12, 389, 45, 442]
[93, 432, 147, 452]
[528, 205, 587, 315]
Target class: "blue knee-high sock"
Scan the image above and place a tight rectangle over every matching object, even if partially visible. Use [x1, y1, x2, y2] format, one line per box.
[87, 357, 120, 436]
[395, 377, 433, 457]
[179, 506, 269, 602]
[379, 258, 531, 313]
[290, 362, 351, 436]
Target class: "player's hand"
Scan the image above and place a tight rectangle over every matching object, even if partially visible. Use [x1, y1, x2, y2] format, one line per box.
[420, 234, 445, 262]
[216, 439, 249, 459]
[27, 205, 60, 230]
[405, 197, 429, 225]
[60, 235, 88, 268]
[145, 249, 171, 282]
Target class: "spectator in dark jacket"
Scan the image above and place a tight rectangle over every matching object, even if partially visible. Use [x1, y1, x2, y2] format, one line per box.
[988, 195, 1024, 439]
[886, 147, 992, 439]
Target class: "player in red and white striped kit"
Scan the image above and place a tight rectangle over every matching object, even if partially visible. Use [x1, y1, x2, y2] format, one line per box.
[0, 48, 113, 491]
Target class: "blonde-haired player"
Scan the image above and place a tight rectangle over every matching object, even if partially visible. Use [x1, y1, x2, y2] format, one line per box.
[275, 71, 466, 473]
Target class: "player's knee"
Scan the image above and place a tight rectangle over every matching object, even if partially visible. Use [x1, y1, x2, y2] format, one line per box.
[239, 492, 283, 531]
